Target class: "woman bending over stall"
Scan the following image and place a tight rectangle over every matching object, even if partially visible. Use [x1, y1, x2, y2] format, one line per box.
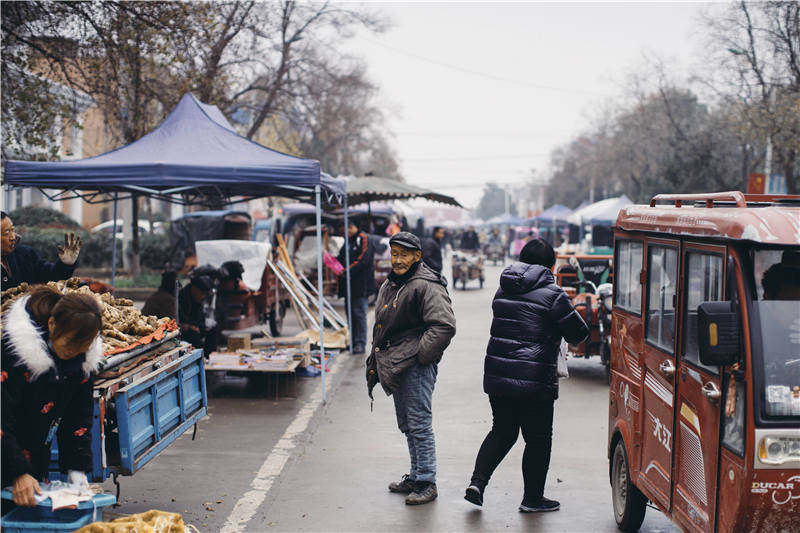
[1, 287, 104, 506]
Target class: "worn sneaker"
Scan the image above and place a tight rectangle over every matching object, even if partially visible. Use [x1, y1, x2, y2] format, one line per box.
[519, 497, 560, 513]
[405, 481, 438, 505]
[464, 484, 483, 507]
[388, 474, 415, 494]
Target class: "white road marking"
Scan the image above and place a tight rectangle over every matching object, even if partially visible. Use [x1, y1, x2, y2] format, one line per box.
[220, 359, 348, 533]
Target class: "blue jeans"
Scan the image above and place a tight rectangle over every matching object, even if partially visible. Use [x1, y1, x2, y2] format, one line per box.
[393, 361, 438, 483]
[349, 296, 369, 351]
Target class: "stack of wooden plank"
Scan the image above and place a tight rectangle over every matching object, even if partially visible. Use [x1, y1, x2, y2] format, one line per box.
[267, 235, 349, 349]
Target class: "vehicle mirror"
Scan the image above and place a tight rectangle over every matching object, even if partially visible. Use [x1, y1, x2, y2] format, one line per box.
[697, 301, 740, 367]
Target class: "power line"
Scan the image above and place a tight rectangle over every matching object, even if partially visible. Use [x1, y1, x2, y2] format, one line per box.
[362, 36, 613, 98]
[402, 152, 550, 162]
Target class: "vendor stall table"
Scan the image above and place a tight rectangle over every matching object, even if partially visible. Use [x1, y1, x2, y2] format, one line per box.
[206, 351, 301, 400]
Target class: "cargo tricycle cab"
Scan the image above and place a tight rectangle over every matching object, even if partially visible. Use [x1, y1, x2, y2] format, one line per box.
[607, 192, 800, 532]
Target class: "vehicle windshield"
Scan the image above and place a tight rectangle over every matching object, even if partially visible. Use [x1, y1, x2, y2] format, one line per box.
[752, 248, 800, 419]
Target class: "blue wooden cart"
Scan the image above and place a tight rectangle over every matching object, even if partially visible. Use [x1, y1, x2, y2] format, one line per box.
[49, 341, 208, 499]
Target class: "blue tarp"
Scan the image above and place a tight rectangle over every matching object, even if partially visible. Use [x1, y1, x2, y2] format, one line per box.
[533, 204, 572, 224]
[3, 93, 344, 200]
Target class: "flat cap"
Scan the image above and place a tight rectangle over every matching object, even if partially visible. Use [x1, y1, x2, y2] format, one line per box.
[389, 231, 421, 251]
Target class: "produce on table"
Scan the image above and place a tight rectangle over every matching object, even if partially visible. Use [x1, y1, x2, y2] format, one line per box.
[0, 278, 172, 354]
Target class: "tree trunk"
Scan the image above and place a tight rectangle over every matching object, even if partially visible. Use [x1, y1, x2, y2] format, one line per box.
[784, 149, 797, 195]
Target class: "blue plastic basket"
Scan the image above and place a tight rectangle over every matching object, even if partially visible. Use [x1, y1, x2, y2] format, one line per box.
[1, 491, 116, 533]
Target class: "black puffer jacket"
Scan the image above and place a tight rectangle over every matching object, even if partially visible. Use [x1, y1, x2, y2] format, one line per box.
[484, 262, 589, 400]
[0, 296, 103, 486]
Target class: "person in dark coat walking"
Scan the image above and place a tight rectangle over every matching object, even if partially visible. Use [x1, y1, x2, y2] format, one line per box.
[464, 238, 588, 512]
[337, 220, 375, 355]
[1, 212, 82, 289]
[422, 226, 444, 274]
[1, 287, 104, 506]
[460, 225, 480, 251]
[368, 232, 456, 506]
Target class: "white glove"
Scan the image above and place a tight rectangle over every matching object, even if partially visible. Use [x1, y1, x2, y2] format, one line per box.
[67, 470, 89, 488]
[57, 232, 82, 266]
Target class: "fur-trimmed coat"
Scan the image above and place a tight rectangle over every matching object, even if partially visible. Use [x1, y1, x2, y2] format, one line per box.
[1, 296, 104, 485]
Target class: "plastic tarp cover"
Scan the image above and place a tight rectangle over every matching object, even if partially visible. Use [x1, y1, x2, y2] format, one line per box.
[167, 211, 249, 271]
[195, 240, 270, 291]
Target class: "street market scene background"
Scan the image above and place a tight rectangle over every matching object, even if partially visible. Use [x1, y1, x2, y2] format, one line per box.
[1, 1, 798, 532]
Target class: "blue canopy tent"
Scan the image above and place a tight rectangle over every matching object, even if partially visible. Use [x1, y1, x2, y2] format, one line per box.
[533, 204, 573, 224]
[529, 204, 573, 247]
[3, 93, 344, 204]
[3, 93, 344, 401]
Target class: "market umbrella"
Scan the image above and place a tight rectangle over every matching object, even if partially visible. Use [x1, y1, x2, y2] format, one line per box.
[345, 176, 462, 207]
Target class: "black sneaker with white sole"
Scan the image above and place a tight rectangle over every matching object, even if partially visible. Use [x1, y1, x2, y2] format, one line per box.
[519, 497, 560, 513]
[464, 484, 483, 507]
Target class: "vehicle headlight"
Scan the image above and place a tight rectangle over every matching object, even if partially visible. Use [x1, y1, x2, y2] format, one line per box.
[759, 436, 800, 464]
[602, 295, 613, 312]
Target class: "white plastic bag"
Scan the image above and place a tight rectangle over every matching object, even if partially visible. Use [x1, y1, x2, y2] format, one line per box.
[557, 339, 569, 379]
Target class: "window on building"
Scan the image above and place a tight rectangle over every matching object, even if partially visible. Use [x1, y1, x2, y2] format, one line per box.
[615, 240, 643, 314]
[646, 245, 678, 352]
[683, 252, 724, 371]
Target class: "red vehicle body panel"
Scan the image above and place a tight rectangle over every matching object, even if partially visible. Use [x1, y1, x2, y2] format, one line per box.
[608, 193, 800, 533]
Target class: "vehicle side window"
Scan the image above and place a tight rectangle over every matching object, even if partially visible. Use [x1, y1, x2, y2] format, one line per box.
[615, 240, 643, 314]
[683, 252, 723, 372]
[646, 246, 678, 353]
[722, 369, 746, 456]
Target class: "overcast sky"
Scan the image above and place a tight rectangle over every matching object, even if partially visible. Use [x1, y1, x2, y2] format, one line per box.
[344, 2, 709, 208]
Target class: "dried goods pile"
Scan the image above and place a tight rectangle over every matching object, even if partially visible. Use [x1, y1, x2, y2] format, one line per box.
[1, 278, 173, 354]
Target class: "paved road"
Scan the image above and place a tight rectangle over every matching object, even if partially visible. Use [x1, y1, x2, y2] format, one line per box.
[104, 262, 678, 532]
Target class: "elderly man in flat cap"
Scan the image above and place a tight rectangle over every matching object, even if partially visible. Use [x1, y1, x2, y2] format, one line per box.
[367, 232, 456, 505]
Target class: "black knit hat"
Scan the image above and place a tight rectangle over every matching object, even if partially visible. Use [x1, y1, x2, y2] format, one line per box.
[389, 231, 422, 251]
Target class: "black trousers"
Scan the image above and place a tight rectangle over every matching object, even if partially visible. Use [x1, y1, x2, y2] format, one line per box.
[470, 395, 555, 502]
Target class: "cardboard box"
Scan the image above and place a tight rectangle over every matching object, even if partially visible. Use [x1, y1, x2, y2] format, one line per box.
[227, 333, 251, 352]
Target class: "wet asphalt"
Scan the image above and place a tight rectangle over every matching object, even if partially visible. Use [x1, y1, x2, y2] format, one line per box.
[103, 262, 678, 532]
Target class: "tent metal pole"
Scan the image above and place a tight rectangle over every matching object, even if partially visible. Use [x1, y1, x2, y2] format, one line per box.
[111, 193, 118, 287]
[343, 195, 353, 353]
[315, 185, 326, 403]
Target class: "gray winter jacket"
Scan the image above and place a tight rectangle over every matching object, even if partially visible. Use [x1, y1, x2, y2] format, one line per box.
[370, 262, 456, 395]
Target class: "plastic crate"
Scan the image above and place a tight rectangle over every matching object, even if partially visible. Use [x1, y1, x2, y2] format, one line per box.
[1, 492, 115, 533]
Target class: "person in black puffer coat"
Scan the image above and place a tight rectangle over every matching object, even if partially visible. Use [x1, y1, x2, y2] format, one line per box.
[464, 238, 588, 513]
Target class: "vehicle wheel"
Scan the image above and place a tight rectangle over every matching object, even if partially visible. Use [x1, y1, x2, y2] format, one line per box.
[269, 301, 287, 336]
[611, 440, 647, 532]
